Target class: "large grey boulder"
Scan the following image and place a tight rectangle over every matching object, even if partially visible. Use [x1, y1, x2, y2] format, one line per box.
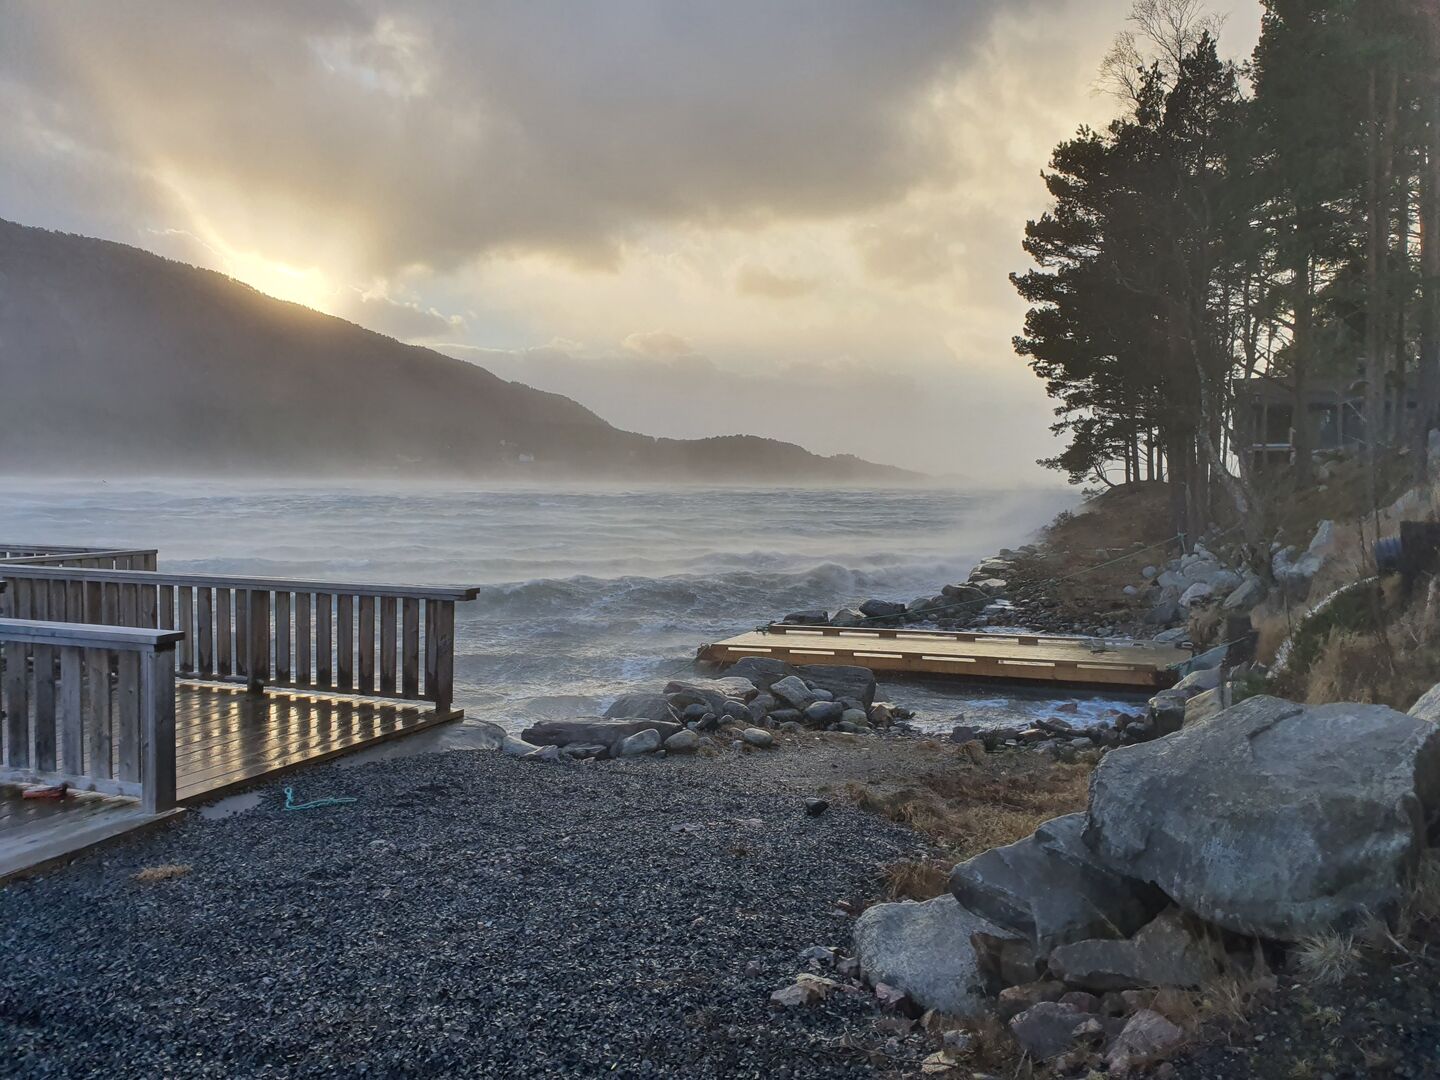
[853, 895, 1007, 1016]
[603, 693, 679, 725]
[617, 728, 662, 756]
[523, 717, 683, 753]
[1222, 574, 1266, 612]
[949, 814, 1164, 957]
[859, 599, 906, 619]
[665, 677, 758, 703]
[724, 656, 877, 707]
[1086, 695, 1440, 939]
[1409, 682, 1440, 722]
[1047, 908, 1223, 991]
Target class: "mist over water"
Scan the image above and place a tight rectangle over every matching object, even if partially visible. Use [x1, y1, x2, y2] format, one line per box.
[0, 479, 1143, 730]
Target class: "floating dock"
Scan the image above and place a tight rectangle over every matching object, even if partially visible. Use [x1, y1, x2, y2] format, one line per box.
[697, 624, 1189, 689]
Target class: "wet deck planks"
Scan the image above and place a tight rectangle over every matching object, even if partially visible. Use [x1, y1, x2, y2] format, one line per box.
[697, 624, 1189, 689]
[1, 685, 455, 881]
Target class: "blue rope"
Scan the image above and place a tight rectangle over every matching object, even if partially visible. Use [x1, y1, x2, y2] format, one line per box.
[282, 785, 357, 812]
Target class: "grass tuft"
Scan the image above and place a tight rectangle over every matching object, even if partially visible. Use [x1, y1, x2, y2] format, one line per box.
[133, 863, 191, 884]
[1293, 930, 1360, 985]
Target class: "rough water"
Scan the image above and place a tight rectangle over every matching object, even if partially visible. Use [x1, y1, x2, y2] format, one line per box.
[0, 479, 1145, 731]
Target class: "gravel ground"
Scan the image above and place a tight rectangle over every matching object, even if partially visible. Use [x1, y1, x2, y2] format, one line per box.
[0, 742, 920, 1079]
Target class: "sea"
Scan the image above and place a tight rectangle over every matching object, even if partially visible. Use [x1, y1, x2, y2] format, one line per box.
[0, 479, 1148, 733]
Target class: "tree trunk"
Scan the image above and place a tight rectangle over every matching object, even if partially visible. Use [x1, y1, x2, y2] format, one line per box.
[1365, 53, 1399, 486]
[1292, 247, 1315, 489]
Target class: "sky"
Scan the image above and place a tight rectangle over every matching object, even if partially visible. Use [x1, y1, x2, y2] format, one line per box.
[0, 1, 1261, 481]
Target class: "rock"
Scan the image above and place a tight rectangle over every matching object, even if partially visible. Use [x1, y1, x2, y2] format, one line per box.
[665, 676, 758, 702]
[1047, 908, 1223, 991]
[1173, 666, 1221, 694]
[1409, 681, 1440, 722]
[770, 676, 814, 708]
[853, 895, 1008, 1016]
[1147, 690, 1188, 737]
[1207, 569, 1243, 595]
[804, 700, 845, 725]
[949, 813, 1164, 955]
[972, 577, 1008, 596]
[617, 728, 662, 756]
[1086, 694, 1440, 939]
[501, 736, 541, 757]
[560, 743, 607, 759]
[804, 797, 829, 817]
[769, 709, 803, 725]
[602, 693, 680, 725]
[1059, 990, 1100, 1013]
[663, 730, 699, 754]
[798, 945, 837, 967]
[971, 930, 1042, 989]
[840, 708, 868, 726]
[769, 981, 823, 1008]
[523, 717, 683, 752]
[741, 727, 774, 749]
[524, 744, 562, 761]
[1148, 593, 1182, 626]
[949, 724, 981, 744]
[716, 654, 884, 708]
[1222, 574, 1266, 612]
[996, 979, 1065, 1021]
[1104, 1009, 1185, 1075]
[830, 607, 865, 627]
[1178, 582, 1213, 608]
[1183, 686, 1227, 727]
[859, 599, 907, 619]
[782, 609, 829, 625]
[810, 688, 834, 701]
[1122, 584, 1139, 597]
[1008, 1002, 1083, 1060]
[1141, 566, 1158, 580]
[870, 703, 897, 727]
[874, 982, 919, 1015]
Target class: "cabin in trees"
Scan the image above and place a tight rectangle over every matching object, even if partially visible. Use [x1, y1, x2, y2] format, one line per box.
[1235, 375, 1419, 470]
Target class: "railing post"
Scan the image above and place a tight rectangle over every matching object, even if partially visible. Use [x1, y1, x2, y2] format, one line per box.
[140, 643, 177, 813]
[247, 589, 270, 693]
[432, 600, 455, 716]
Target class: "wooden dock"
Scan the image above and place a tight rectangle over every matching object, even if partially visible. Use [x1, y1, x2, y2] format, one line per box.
[698, 624, 1189, 689]
[0, 543, 479, 882]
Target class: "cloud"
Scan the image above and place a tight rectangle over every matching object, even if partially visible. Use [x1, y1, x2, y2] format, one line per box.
[621, 330, 696, 359]
[342, 292, 463, 342]
[734, 262, 819, 300]
[0, 1, 1055, 277]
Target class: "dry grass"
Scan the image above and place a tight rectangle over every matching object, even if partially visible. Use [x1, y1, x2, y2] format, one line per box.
[1293, 931, 1360, 985]
[880, 858, 951, 901]
[842, 754, 1091, 859]
[133, 863, 191, 884]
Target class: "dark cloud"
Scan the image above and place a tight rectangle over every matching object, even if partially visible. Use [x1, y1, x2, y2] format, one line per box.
[0, 1, 1048, 275]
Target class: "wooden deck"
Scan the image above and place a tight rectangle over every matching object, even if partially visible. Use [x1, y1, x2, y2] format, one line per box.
[698, 624, 1189, 689]
[1, 685, 455, 881]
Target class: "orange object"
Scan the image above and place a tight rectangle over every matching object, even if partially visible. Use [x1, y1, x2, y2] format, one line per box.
[22, 782, 68, 800]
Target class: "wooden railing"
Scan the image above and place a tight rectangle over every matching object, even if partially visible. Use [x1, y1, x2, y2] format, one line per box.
[0, 549, 158, 570]
[0, 567, 478, 715]
[0, 619, 182, 812]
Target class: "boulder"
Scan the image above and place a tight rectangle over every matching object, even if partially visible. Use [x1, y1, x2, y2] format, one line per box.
[949, 814, 1165, 956]
[1173, 666, 1221, 694]
[523, 717, 683, 752]
[1008, 1001, 1083, 1060]
[1222, 575, 1265, 614]
[1147, 689, 1188, 737]
[1086, 695, 1440, 939]
[603, 693, 679, 725]
[741, 727, 774, 748]
[770, 675, 814, 708]
[724, 656, 877, 707]
[996, 979, 1065, 1021]
[664, 730, 700, 754]
[830, 608, 865, 627]
[501, 735, 541, 757]
[859, 599, 906, 619]
[853, 895, 1007, 1016]
[665, 676, 758, 702]
[1047, 908, 1223, 991]
[804, 700, 845, 726]
[782, 610, 829, 625]
[1409, 681, 1440, 722]
[1178, 582, 1213, 608]
[1183, 686, 1228, 728]
[617, 728, 662, 756]
[1104, 1009, 1185, 1075]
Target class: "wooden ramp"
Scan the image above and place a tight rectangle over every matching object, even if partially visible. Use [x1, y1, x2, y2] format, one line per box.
[698, 624, 1189, 689]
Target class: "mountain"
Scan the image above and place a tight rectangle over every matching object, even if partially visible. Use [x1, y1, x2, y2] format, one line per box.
[0, 219, 917, 482]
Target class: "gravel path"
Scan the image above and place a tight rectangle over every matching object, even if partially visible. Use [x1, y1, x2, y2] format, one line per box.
[1, 744, 919, 1078]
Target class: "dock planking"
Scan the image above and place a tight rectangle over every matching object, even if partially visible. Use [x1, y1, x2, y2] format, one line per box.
[697, 623, 1190, 689]
[1, 684, 453, 881]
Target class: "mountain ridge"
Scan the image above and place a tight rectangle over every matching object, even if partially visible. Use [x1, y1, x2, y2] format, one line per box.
[0, 218, 917, 483]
